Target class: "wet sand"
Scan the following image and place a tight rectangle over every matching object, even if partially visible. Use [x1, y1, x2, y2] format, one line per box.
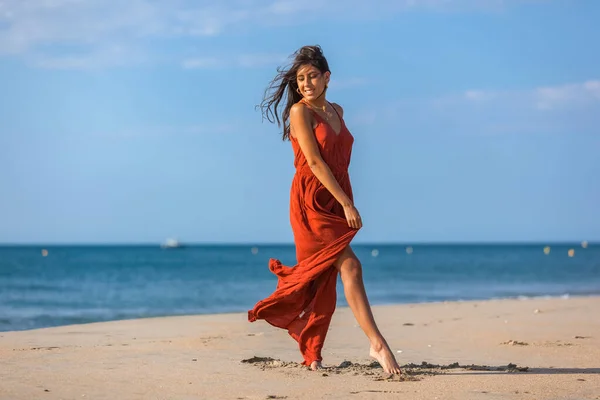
[1, 296, 598, 400]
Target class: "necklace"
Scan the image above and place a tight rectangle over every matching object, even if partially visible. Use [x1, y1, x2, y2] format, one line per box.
[304, 100, 334, 120]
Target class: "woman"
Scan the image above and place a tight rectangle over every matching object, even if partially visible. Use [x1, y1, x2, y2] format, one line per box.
[248, 45, 401, 374]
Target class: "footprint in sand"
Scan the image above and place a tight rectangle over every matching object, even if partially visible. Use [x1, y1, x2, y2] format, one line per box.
[13, 346, 61, 352]
[503, 339, 578, 347]
[200, 336, 224, 344]
[350, 390, 404, 394]
[501, 340, 529, 346]
[241, 357, 528, 380]
[538, 340, 575, 347]
[554, 341, 575, 347]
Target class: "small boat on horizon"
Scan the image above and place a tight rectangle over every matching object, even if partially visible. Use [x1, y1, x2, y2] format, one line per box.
[160, 238, 185, 249]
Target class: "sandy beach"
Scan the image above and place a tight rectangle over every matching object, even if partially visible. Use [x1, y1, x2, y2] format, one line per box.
[1, 296, 598, 400]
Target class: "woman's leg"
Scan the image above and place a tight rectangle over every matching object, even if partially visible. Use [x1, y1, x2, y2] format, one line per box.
[331, 246, 401, 374]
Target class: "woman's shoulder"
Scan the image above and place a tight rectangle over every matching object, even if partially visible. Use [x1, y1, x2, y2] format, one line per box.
[292, 101, 316, 118]
[290, 101, 309, 114]
[330, 102, 344, 117]
[290, 101, 315, 130]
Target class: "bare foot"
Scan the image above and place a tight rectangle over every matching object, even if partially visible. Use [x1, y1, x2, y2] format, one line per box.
[370, 342, 401, 374]
[309, 360, 323, 371]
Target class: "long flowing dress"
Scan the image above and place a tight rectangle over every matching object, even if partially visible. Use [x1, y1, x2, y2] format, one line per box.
[248, 100, 359, 366]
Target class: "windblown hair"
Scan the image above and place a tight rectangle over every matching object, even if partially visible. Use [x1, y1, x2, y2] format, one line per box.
[258, 45, 330, 141]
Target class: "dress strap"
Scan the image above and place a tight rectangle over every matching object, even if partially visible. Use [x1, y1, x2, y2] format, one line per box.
[298, 99, 324, 126]
[299, 99, 317, 114]
[327, 101, 342, 121]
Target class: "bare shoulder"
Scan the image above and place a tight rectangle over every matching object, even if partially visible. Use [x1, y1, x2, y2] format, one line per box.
[290, 102, 310, 118]
[289, 102, 315, 138]
[331, 102, 344, 117]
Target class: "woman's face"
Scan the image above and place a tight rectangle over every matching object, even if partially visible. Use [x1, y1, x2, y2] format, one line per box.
[296, 64, 330, 101]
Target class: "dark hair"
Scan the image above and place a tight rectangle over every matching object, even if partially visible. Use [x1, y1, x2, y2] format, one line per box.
[258, 45, 330, 141]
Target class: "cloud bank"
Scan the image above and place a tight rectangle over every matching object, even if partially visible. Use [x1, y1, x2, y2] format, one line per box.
[0, 0, 545, 69]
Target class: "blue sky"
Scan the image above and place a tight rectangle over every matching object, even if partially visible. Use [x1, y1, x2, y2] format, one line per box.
[1, 0, 598, 244]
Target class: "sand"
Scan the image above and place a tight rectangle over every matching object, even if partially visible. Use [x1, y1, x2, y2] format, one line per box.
[1, 296, 599, 400]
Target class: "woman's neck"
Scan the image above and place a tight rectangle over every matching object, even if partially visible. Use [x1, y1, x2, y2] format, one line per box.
[304, 95, 327, 110]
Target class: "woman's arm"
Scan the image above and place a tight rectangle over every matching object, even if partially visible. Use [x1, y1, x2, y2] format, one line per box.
[289, 102, 362, 229]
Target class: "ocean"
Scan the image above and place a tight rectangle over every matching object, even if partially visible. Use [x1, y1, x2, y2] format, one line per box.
[1, 243, 598, 332]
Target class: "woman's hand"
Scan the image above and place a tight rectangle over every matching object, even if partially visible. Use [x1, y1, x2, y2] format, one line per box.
[343, 204, 363, 229]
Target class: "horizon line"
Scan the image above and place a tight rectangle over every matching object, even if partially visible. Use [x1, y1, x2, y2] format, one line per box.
[0, 240, 596, 247]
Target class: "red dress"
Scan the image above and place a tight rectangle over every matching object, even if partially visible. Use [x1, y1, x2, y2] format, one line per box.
[248, 101, 359, 365]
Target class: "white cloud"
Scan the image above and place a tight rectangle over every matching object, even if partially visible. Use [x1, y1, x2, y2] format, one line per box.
[182, 57, 223, 69]
[464, 90, 495, 102]
[329, 77, 369, 90]
[535, 80, 600, 109]
[459, 80, 600, 110]
[30, 44, 145, 69]
[181, 53, 287, 69]
[0, 0, 546, 68]
[236, 53, 288, 68]
[265, 1, 321, 15]
[583, 80, 600, 98]
[92, 123, 237, 139]
[354, 79, 600, 135]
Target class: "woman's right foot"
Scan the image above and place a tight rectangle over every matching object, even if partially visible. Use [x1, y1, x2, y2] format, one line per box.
[309, 360, 323, 371]
[369, 341, 401, 374]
